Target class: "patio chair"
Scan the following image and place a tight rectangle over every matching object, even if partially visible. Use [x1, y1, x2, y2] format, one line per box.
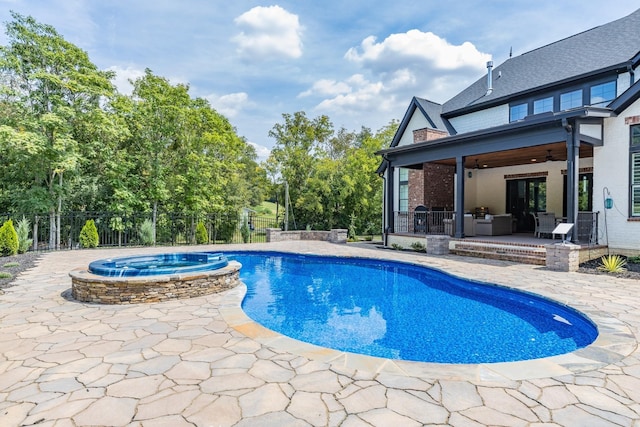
[531, 212, 540, 237]
[536, 212, 557, 238]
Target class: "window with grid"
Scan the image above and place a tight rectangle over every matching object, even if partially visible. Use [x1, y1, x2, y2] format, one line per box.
[399, 168, 409, 212]
[560, 89, 583, 110]
[509, 103, 528, 122]
[533, 97, 553, 114]
[590, 81, 616, 107]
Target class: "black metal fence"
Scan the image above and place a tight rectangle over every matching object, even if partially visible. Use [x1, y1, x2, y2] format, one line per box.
[0, 211, 281, 251]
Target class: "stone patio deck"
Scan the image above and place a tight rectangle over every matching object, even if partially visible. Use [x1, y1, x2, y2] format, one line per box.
[1, 241, 639, 426]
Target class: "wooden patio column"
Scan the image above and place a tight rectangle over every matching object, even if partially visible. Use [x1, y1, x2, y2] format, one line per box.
[455, 155, 465, 238]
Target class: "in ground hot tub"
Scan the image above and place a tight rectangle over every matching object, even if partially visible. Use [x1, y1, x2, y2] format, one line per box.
[88, 252, 228, 277]
[70, 251, 241, 304]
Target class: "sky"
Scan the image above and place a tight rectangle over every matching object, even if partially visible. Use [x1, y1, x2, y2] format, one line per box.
[1, 1, 638, 161]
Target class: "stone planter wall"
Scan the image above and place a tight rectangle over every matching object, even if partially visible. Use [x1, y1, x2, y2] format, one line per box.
[70, 261, 241, 304]
[266, 228, 348, 244]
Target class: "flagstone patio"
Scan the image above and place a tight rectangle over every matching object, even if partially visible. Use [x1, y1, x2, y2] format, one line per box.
[1, 241, 639, 426]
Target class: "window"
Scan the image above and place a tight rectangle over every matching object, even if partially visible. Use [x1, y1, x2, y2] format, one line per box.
[590, 81, 616, 107]
[510, 103, 528, 122]
[560, 89, 583, 110]
[399, 168, 409, 212]
[533, 97, 553, 114]
[632, 126, 640, 217]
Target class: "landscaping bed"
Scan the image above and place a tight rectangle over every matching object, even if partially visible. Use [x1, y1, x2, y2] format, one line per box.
[579, 255, 640, 280]
[0, 252, 41, 290]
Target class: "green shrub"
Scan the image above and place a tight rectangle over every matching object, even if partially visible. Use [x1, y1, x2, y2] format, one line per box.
[16, 217, 33, 254]
[410, 241, 426, 252]
[598, 254, 627, 273]
[627, 255, 640, 264]
[195, 221, 209, 244]
[0, 272, 12, 279]
[240, 217, 250, 243]
[139, 219, 155, 246]
[0, 219, 19, 256]
[79, 219, 99, 248]
[3, 262, 19, 268]
[215, 213, 238, 243]
[391, 243, 403, 250]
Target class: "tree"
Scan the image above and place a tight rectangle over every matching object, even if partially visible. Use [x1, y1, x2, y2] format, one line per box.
[0, 12, 117, 249]
[266, 112, 333, 228]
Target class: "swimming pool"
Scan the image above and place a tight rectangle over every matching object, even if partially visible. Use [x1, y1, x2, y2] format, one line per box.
[228, 251, 598, 364]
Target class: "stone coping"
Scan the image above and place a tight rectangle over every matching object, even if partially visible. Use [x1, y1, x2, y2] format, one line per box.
[220, 274, 636, 382]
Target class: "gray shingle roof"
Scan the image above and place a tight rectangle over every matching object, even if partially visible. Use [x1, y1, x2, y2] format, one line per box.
[442, 8, 640, 115]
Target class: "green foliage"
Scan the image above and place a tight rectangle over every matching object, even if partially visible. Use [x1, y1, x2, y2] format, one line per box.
[598, 255, 627, 273]
[79, 219, 99, 248]
[267, 113, 395, 232]
[391, 243, 403, 250]
[0, 272, 12, 279]
[240, 216, 251, 243]
[0, 219, 19, 256]
[627, 255, 640, 264]
[410, 241, 426, 252]
[347, 214, 357, 242]
[15, 217, 33, 254]
[139, 219, 155, 246]
[195, 221, 209, 244]
[3, 262, 19, 268]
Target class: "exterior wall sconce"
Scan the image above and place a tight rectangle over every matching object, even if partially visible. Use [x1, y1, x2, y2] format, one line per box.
[468, 171, 473, 178]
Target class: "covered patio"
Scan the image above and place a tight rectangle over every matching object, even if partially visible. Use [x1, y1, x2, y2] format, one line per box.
[378, 107, 611, 259]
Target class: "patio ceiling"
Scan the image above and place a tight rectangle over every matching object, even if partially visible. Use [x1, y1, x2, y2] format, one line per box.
[429, 141, 594, 170]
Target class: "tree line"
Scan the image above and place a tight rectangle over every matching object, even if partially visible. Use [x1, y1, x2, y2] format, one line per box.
[0, 12, 394, 248]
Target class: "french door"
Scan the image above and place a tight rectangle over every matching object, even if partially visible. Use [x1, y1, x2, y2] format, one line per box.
[506, 178, 547, 232]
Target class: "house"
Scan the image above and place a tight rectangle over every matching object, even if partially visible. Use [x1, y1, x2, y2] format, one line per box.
[378, 8, 640, 256]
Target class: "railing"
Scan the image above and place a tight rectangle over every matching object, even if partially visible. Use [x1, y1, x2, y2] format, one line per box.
[393, 210, 599, 243]
[576, 211, 599, 244]
[393, 210, 454, 235]
[0, 211, 281, 251]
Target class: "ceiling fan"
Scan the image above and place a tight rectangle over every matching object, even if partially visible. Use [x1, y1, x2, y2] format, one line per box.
[545, 150, 554, 162]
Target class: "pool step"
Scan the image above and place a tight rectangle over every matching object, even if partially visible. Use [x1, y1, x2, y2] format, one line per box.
[450, 240, 546, 265]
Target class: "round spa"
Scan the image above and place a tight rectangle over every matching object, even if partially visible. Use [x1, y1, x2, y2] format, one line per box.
[70, 252, 241, 304]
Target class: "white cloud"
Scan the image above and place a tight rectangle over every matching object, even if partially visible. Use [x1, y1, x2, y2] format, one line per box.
[247, 141, 271, 163]
[345, 29, 490, 73]
[307, 29, 492, 125]
[107, 66, 146, 95]
[232, 5, 303, 60]
[205, 92, 251, 118]
[315, 74, 390, 113]
[298, 79, 351, 98]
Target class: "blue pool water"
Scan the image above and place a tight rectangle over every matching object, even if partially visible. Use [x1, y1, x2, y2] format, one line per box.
[229, 251, 598, 364]
[88, 252, 228, 277]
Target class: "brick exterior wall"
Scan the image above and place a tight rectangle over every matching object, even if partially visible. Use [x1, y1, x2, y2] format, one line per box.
[408, 128, 454, 211]
[423, 163, 455, 210]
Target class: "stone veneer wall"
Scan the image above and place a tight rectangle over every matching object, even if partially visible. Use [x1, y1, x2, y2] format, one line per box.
[266, 228, 348, 243]
[70, 261, 241, 304]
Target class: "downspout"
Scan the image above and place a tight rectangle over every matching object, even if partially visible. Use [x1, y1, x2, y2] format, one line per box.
[628, 64, 635, 85]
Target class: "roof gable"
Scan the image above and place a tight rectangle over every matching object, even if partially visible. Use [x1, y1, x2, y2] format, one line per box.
[387, 97, 451, 149]
[443, 8, 640, 115]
